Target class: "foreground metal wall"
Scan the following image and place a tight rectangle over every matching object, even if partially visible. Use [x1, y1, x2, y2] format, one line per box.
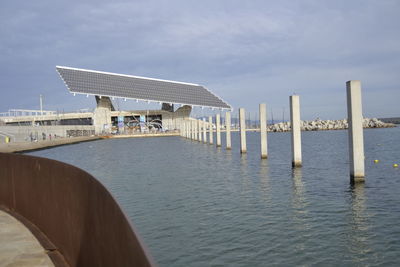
[0, 152, 154, 267]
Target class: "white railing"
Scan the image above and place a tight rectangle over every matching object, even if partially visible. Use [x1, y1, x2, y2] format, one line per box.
[0, 109, 57, 117]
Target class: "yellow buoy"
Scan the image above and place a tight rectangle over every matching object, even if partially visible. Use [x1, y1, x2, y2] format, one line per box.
[394, 164, 399, 168]
[374, 159, 379, 163]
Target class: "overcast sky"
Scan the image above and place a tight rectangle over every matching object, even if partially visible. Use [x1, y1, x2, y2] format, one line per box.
[1, 0, 399, 120]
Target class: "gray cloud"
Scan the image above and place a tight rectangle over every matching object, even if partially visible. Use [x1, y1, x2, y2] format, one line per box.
[1, 0, 399, 119]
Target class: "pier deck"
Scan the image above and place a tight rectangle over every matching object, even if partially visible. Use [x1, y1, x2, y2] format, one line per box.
[0, 210, 54, 266]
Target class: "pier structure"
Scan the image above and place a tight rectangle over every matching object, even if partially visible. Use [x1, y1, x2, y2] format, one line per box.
[198, 120, 202, 142]
[189, 120, 192, 139]
[194, 120, 198, 141]
[209, 116, 214, 145]
[180, 121, 184, 137]
[186, 121, 190, 139]
[203, 118, 207, 143]
[347, 80, 365, 181]
[290, 95, 302, 167]
[191, 120, 194, 140]
[239, 108, 247, 153]
[259, 103, 268, 159]
[188, 120, 191, 139]
[225, 111, 231, 150]
[216, 114, 221, 147]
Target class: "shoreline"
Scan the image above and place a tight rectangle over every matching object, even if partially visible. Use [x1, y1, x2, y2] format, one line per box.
[0, 136, 102, 153]
[1, 123, 397, 153]
[0, 132, 180, 153]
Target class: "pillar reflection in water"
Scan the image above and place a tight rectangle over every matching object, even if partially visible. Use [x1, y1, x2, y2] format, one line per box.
[291, 168, 310, 253]
[258, 160, 271, 202]
[291, 168, 307, 212]
[347, 182, 371, 263]
[239, 153, 252, 195]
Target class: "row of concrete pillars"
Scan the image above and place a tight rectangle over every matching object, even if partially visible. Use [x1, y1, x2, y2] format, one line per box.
[178, 80, 365, 182]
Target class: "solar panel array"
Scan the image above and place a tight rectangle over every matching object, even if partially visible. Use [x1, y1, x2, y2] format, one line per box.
[56, 66, 231, 109]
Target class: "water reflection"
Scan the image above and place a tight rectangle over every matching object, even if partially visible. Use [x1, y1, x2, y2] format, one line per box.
[240, 153, 248, 171]
[291, 168, 310, 253]
[240, 153, 251, 193]
[347, 182, 371, 263]
[258, 160, 271, 201]
[225, 148, 233, 163]
[291, 168, 307, 211]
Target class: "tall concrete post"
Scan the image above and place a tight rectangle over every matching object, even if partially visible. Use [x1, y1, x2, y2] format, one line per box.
[203, 118, 207, 143]
[187, 121, 190, 139]
[290, 95, 302, 167]
[189, 121, 191, 139]
[216, 113, 221, 147]
[225, 111, 232, 150]
[192, 120, 195, 140]
[239, 108, 247, 153]
[260, 103, 268, 159]
[209, 116, 214, 145]
[194, 120, 198, 141]
[347, 80, 365, 181]
[198, 120, 202, 142]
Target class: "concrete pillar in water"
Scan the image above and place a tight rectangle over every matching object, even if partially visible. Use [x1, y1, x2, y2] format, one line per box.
[209, 116, 214, 145]
[225, 111, 232, 150]
[194, 120, 198, 141]
[192, 120, 195, 140]
[239, 108, 247, 153]
[198, 120, 202, 142]
[347, 80, 365, 181]
[180, 121, 184, 137]
[203, 118, 207, 143]
[188, 122, 191, 139]
[259, 103, 268, 159]
[189, 121, 192, 139]
[290, 95, 302, 167]
[216, 113, 221, 147]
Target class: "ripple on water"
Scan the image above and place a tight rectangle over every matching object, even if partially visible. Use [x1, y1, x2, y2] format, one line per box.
[27, 128, 400, 266]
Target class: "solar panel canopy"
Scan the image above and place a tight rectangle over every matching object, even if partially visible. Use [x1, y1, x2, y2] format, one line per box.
[56, 66, 231, 109]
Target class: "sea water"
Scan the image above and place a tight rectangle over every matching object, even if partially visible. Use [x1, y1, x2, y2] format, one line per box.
[28, 127, 400, 266]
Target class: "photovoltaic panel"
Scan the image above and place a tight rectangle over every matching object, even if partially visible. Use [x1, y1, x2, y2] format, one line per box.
[56, 66, 231, 109]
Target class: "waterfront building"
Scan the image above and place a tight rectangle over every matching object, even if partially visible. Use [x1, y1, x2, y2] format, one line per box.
[0, 66, 232, 135]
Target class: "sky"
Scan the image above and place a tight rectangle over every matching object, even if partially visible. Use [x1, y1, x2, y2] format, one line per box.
[0, 0, 399, 120]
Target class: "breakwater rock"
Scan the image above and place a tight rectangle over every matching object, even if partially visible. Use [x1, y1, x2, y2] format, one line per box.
[268, 118, 396, 132]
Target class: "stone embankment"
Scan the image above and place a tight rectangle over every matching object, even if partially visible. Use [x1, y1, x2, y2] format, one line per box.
[268, 118, 396, 132]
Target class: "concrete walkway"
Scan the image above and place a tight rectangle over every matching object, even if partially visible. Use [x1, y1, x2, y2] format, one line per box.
[0, 210, 54, 267]
[0, 136, 101, 153]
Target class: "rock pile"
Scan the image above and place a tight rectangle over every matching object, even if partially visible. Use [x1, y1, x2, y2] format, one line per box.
[268, 118, 395, 132]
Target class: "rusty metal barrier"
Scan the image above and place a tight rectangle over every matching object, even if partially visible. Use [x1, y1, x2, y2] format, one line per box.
[0, 152, 154, 266]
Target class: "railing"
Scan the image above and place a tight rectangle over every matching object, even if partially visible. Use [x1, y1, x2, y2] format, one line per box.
[0, 153, 154, 266]
[0, 109, 57, 117]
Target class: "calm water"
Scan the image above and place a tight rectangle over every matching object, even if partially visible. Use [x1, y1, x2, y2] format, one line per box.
[28, 127, 400, 266]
